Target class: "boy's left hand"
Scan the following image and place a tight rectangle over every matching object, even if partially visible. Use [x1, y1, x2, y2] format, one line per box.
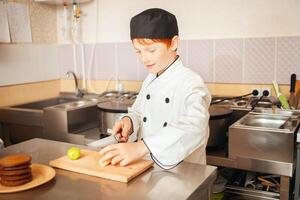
[99, 141, 149, 166]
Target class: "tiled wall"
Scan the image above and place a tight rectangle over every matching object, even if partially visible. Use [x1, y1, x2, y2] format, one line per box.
[59, 36, 300, 84]
[0, 44, 59, 86]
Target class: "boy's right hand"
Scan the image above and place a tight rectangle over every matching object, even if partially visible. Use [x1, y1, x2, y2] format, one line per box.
[112, 117, 133, 142]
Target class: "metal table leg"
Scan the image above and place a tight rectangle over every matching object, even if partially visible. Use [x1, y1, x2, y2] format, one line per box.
[294, 145, 300, 200]
[280, 176, 290, 200]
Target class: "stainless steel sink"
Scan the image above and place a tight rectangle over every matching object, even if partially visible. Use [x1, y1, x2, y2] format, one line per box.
[0, 93, 99, 145]
[253, 107, 300, 117]
[238, 114, 290, 129]
[52, 100, 97, 110]
[228, 110, 300, 176]
[13, 97, 78, 110]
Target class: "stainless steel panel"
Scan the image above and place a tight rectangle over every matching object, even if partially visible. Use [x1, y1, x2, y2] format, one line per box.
[239, 114, 289, 129]
[228, 111, 298, 177]
[0, 108, 43, 126]
[0, 93, 100, 145]
[234, 157, 293, 177]
[0, 138, 217, 200]
[99, 111, 126, 135]
[13, 97, 78, 110]
[253, 108, 300, 117]
[44, 104, 98, 144]
[225, 185, 280, 200]
[229, 127, 294, 164]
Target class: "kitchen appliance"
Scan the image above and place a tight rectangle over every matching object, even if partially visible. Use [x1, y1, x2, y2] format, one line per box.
[97, 91, 137, 137]
[229, 109, 300, 176]
[208, 105, 233, 149]
[49, 149, 153, 182]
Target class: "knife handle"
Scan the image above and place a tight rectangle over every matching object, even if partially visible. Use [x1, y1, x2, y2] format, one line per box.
[291, 74, 296, 93]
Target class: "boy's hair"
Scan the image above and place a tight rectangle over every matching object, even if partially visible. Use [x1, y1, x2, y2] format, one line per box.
[133, 38, 172, 48]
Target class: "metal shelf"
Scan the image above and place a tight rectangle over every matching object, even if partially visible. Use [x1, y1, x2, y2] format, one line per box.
[206, 149, 291, 200]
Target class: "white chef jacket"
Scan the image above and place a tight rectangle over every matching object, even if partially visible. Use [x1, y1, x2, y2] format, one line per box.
[126, 57, 211, 169]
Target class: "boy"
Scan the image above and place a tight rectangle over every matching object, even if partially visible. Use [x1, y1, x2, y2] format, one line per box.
[99, 8, 211, 169]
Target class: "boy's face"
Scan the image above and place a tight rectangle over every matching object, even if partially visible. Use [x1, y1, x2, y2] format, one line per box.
[132, 37, 178, 75]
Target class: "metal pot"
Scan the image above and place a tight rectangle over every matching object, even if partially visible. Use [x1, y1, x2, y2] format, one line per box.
[97, 99, 134, 137]
[207, 105, 233, 149]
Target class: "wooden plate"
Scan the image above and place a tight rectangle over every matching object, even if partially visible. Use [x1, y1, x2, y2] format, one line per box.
[0, 163, 56, 193]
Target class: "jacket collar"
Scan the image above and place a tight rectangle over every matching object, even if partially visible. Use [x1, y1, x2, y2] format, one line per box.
[156, 55, 180, 78]
[147, 55, 182, 86]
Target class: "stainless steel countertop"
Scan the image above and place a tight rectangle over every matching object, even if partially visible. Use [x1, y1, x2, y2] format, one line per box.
[0, 139, 217, 200]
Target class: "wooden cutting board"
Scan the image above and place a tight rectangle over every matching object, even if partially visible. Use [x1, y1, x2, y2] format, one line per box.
[49, 149, 153, 183]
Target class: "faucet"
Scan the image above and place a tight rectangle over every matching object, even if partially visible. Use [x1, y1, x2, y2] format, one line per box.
[66, 71, 84, 98]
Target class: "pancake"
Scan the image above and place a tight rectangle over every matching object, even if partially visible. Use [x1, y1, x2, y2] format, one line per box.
[1, 173, 32, 181]
[0, 176, 32, 187]
[0, 167, 31, 176]
[2, 163, 31, 171]
[0, 154, 33, 187]
[0, 154, 32, 168]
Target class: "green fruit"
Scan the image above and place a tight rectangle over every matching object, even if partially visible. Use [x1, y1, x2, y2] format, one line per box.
[67, 147, 81, 160]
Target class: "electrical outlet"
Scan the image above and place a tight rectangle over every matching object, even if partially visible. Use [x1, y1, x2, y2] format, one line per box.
[261, 88, 271, 97]
[251, 88, 261, 97]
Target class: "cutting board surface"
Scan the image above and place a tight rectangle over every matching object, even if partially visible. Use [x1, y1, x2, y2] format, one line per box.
[49, 149, 153, 183]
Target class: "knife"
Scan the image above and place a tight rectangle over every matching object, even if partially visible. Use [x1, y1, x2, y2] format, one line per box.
[87, 129, 120, 149]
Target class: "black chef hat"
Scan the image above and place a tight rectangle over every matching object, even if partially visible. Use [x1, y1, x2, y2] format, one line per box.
[130, 8, 178, 40]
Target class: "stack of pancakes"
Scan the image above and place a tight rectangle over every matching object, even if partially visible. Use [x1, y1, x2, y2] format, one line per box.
[0, 154, 32, 187]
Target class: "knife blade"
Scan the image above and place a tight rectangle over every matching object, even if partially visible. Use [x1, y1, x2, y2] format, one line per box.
[87, 129, 120, 149]
[87, 134, 120, 149]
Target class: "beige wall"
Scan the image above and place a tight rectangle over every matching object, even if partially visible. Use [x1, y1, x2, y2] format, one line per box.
[58, 0, 300, 43]
[0, 79, 290, 107]
[60, 79, 291, 98]
[0, 80, 60, 107]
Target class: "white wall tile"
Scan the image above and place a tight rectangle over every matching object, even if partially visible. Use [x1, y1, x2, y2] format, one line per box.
[58, 44, 74, 77]
[35, 45, 59, 81]
[277, 36, 300, 84]
[0, 44, 59, 86]
[85, 43, 115, 80]
[54, 36, 299, 84]
[137, 61, 148, 81]
[187, 40, 213, 82]
[178, 40, 188, 65]
[215, 39, 243, 83]
[244, 38, 275, 84]
[116, 42, 138, 81]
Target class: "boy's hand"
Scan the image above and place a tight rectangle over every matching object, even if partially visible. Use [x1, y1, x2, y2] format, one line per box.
[99, 141, 149, 166]
[112, 117, 133, 142]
